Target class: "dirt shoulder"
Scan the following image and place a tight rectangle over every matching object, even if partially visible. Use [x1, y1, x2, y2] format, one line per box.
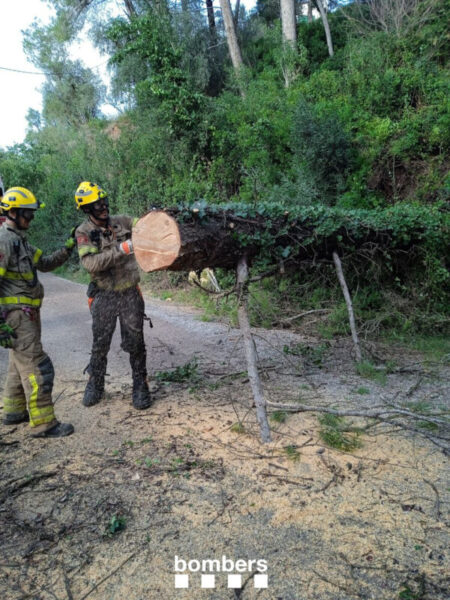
[0, 273, 448, 600]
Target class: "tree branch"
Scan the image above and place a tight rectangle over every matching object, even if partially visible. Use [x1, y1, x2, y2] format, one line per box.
[333, 250, 362, 362]
[236, 255, 272, 443]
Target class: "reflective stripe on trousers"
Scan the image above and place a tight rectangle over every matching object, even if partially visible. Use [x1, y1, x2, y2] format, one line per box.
[2, 309, 57, 432]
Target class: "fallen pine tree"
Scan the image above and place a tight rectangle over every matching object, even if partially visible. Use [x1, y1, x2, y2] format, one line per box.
[132, 201, 449, 443]
[132, 201, 448, 272]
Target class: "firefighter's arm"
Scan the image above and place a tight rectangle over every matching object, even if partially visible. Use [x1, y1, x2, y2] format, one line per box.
[75, 231, 124, 274]
[0, 238, 11, 281]
[0, 241, 17, 348]
[33, 226, 76, 273]
[34, 246, 71, 273]
[76, 228, 133, 274]
[79, 244, 124, 273]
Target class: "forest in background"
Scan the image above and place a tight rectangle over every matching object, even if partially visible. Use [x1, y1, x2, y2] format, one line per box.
[0, 0, 448, 346]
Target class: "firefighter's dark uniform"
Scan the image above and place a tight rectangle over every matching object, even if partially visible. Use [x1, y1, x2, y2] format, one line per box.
[0, 222, 71, 433]
[75, 215, 148, 404]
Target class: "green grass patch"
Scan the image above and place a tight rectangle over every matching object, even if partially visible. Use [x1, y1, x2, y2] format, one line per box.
[355, 360, 387, 385]
[417, 421, 439, 431]
[355, 387, 371, 395]
[107, 515, 126, 536]
[163, 285, 239, 326]
[155, 359, 200, 383]
[230, 422, 246, 434]
[283, 342, 330, 366]
[283, 445, 301, 461]
[403, 400, 433, 414]
[384, 333, 450, 362]
[270, 410, 288, 423]
[318, 414, 362, 452]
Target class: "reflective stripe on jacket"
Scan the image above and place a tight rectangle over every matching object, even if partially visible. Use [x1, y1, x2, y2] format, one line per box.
[75, 215, 140, 292]
[0, 222, 70, 310]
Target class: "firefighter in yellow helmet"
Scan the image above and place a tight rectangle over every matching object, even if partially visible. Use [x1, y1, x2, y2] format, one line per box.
[74, 182, 151, 410]
[0, 187, 75, 437]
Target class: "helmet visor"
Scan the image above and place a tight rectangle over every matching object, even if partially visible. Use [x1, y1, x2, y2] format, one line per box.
[20, 208, 35, 221]
[92, 198, 109, 211]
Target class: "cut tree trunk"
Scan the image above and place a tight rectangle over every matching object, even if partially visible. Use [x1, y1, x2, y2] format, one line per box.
[132, 211, 181, 272]
[132, 206, 412, 274]
[133, 209, 268, 272]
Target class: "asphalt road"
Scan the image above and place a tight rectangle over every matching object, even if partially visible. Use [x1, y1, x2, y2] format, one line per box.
[0, 272, 240, 392]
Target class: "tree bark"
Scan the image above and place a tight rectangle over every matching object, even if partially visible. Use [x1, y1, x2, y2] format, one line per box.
[280, 0, 297, 46]
[132, 207, 430, 274]
[132, 208, 315, 272]
[123, 0, 137, 18]
[332, 251, 362, 362]
[236, 255, 272, 444]
[314, 0, 334, 57]
[206, 0, 216, 36]
[234, 0, 241, 26]
[219, 0, 244, 73]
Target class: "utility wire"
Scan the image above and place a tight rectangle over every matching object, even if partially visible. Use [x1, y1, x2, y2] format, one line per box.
[0, 59, 110, 76]
[0, 65, 46, 75]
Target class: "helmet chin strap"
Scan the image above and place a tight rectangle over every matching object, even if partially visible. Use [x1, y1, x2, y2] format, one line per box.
[6, 209, 26, 230]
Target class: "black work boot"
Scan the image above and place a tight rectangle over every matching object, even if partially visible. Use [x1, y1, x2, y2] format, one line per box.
[82, 377, 104, 407]
[32, 422, 74, 438]
[3, 411, 28, 425]
[132, 376, 152, 410]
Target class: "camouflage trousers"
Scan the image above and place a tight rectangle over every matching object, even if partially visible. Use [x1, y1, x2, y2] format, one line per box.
[2, 308, 58, 433]
[87, 286, 147, 385]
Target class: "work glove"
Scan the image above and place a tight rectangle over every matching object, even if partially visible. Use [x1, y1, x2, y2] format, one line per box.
[118, 240, 134, 255]
[0, 320, 16, 349]
[64, 227, 77, 251]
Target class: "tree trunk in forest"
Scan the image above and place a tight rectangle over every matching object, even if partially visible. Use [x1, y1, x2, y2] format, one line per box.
[236, 256, 272, 444]
[280, 0, 297, 46]
[314, 0, 334, 57]
[308, 0, 313, 23]
[219, 0, 244, 74]
[123, 0, 137, 18]
[280, 0, 298, 87]
[206, 0, 216, 35]
[234, 0, 241, 26]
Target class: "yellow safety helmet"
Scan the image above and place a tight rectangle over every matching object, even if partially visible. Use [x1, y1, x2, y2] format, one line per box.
[75, 181, 107, 210]
[0, 187, 44, 211]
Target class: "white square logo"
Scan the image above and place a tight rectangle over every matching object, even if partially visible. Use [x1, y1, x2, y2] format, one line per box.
[254, 573, 268, 588]
[228, 574, 242, 589]
[174, 574, 189, 588]
[201, 574, 215, 588]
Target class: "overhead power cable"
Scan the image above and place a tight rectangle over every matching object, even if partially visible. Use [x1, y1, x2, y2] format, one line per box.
[0, 65, 46, 75]
[0, 59, 110, 76]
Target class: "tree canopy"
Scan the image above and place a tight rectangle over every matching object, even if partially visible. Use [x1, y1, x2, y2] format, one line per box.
[1, 0, 448, 331]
